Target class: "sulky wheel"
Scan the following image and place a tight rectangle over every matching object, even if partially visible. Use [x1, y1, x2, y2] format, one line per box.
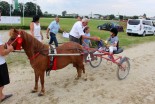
[89, 55, 102, 68]
[117, 57, 130, 80]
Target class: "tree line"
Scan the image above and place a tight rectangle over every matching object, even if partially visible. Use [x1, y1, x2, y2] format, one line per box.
[0, 1, 147, 20]
[0, 1, 43, 17]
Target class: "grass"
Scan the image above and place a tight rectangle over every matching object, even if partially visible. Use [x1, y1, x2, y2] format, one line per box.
[1, 17, 155, 66]
[1, 17, 155, 48]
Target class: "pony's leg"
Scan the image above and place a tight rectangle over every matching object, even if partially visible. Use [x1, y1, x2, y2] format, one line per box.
[81, 64, 87, 81]
[38, 72, 45, 96]
[83, 68, 87, 81]
[75, 66, 82, 80]
[31, 72, 39, 93]
[82, 64, 85, 74]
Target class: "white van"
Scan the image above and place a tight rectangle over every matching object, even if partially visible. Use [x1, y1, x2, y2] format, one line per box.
[126, 19, 155, 36]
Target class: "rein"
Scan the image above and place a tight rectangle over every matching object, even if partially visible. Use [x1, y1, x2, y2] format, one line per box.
[28, 52, 40, 60]
[9, 30, 84, 60]
[8, 31, 23, 50]
[8, 30, 41, 60]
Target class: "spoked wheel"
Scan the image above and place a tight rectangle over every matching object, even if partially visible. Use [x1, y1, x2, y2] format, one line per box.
[89, 55, 102, 68]
[117, 57, 130, 80]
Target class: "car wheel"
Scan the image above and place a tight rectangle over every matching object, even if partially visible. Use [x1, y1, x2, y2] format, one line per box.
[127, 33, 131, 36]
[142, 31, 146, 37]
[98, 27, 101, 30]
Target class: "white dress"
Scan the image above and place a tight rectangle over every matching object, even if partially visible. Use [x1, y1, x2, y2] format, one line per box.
[33, 23, 42, 42]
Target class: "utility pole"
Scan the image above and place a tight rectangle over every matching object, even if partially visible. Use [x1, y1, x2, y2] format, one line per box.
[22, 3, 24, 25]
[9, 0, 12, 25]
[0, 9, 1, 21]
[33, 0, 37, 15]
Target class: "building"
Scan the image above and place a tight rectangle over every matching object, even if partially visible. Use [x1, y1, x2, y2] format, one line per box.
[65, 13, 78, 17]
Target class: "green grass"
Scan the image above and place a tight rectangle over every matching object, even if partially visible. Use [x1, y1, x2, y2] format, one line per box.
[1, 17, 155, 48]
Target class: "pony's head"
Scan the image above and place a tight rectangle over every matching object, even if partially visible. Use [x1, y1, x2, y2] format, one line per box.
[7, 29, 23, 50]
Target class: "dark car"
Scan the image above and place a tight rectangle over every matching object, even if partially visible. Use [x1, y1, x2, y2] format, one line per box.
[97, 22, 124, 32]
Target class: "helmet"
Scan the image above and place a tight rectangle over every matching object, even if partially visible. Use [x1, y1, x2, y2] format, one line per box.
[110, 28, 118, 36]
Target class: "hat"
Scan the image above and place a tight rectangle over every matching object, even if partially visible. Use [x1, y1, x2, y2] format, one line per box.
[32, 15, 40, 22]
[82, 18, 89, 22]
[110, 28, 118, 36]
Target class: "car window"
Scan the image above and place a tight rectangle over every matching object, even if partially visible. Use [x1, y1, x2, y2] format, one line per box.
[153, 21, 155, 26]
[128, 20, 140, 25]
[142, 20, 152, 26]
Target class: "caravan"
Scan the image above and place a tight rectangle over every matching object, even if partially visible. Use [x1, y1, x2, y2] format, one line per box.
[126, 19, 155, 36]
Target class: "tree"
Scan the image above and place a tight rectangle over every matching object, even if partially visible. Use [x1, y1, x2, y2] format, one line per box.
[44, 11, 48, 14]
[0, 1, 10, 16]
[143, 13, 146, 18]
[37, 5, 43, 16]
[0, 1, 43, 17]
[109, 14, 115, 20]
[12, 3, 23, 16]
[132, 15, 138, 19]
[62, 11, 67, 17]
[24, 2, 42, 17]
[119, 15, 123, 20]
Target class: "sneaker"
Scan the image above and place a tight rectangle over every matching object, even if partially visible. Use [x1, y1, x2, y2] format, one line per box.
[98, 47, 104, 51]
[105, 48, 109, 52]
[94, 51, 100, 54]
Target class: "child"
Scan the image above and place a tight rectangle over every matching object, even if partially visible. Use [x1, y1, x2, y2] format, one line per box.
[82, 26, 92, 47]
[95, 27, 119, 55]
[106, 28, 119, 54]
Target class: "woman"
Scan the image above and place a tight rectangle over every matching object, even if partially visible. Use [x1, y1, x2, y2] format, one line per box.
[30, 15, 43, 42]
[0, 35, 14, 102]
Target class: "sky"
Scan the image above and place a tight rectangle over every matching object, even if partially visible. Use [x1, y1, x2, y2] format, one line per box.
[2, 0, 155, 17]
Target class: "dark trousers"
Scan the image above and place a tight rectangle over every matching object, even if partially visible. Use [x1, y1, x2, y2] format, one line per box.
[69, 35, 82, 45]
[49, 32, 58, 47]
[0, 63, 10, 87]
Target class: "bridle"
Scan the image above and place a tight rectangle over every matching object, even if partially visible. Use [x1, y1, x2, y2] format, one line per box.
[8, 30, 49, 60]
[8, 31, 23, 50]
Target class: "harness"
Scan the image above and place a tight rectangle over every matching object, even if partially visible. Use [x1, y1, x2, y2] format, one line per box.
[8, 31, 56, 76]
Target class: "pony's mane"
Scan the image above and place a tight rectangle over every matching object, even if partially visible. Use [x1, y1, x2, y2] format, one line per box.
[19, 29, 48, 54]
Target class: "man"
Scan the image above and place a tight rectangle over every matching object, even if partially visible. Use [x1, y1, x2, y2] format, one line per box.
[46, 16, 63, 47]
[0, 35, 14, 102]
[69, 18, 99, 45]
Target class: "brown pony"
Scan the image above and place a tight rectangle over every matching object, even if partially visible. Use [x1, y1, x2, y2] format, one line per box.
[7, 29, 86, 96]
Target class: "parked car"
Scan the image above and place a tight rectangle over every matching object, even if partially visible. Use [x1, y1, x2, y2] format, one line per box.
[97, 22, 124, 32]
[126, 19, 155, 36]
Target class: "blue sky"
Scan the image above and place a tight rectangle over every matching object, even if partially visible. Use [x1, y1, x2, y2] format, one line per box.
[3, 0, 155, 17]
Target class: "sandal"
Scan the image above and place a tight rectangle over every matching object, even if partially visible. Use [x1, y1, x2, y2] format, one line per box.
[1, 94, 13, 102]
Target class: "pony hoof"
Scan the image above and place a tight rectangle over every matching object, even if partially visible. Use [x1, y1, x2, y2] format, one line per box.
[75, 77, 80, 80]
[83, 78, 87, 81]
[31, 90, 38, 93]
[38, 92, 44, 96]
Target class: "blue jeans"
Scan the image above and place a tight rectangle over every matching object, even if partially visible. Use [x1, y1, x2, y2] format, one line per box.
[49, 32, 58, 47]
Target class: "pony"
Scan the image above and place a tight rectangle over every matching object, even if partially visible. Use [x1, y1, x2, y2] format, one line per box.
[7, 29, 86, 96]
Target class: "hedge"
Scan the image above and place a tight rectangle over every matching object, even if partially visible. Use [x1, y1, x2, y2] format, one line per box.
[0, 25, 47, 30]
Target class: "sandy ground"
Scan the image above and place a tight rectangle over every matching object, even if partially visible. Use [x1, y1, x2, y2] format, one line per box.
[1, 30, 155, 104]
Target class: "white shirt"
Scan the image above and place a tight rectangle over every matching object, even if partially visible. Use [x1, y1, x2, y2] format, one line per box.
[69, 21, 85, 39]
[0, 35, 6, 65]
[33, 23, 41, 37]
